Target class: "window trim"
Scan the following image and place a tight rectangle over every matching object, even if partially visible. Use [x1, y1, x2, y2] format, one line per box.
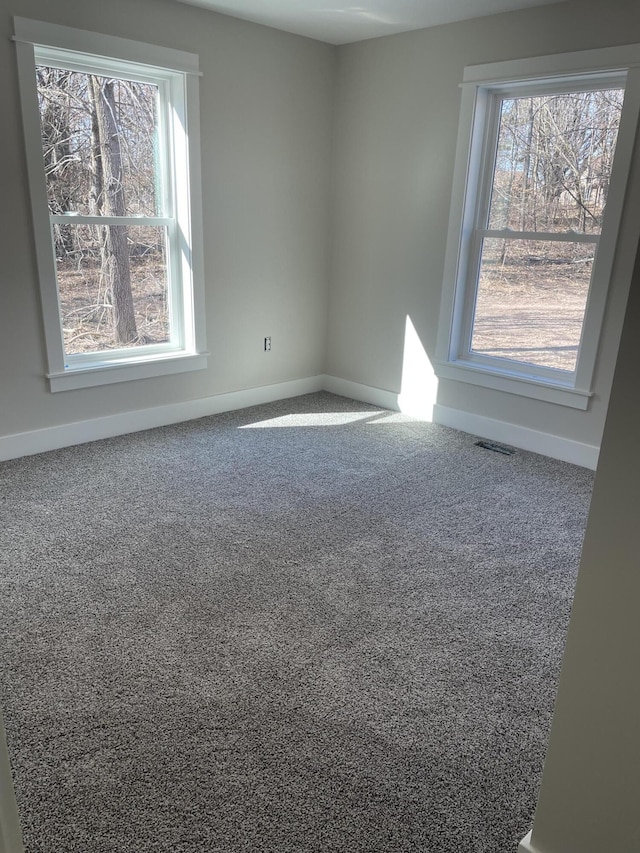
[435, 45, 640, 410]
[13, 17, 208, 391]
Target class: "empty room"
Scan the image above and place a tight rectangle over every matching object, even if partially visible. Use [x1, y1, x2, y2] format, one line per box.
[1, 1, 639, 853]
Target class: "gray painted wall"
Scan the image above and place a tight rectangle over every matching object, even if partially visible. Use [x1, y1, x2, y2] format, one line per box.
[328, 0, 640, 449]
[2, 3, 640, 851]
[526, 241, 640, 853]
[0, 711, 23, 853]
[3, 0, 640, 454]
[0, 0, 335, 439]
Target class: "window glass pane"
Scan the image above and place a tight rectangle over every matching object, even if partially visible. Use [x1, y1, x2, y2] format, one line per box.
[471, 238, 594, 372]
[36, 66, 161, 217]
[56, 225, 169, 355]
[487, 89, 624, 235]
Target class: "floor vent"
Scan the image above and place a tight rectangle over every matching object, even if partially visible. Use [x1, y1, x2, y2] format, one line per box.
[475, 440, 515, 456]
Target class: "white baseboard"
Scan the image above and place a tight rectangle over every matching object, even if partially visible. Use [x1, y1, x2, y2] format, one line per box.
[0, 374, 600, 469]
[322, 374, 437, 420]
[321, 376, 598, 469]
[0, 376, 323, 462]
[321, 375, 401, 411]
[518, 830, 543, 853]
[433, 404, 599, 469]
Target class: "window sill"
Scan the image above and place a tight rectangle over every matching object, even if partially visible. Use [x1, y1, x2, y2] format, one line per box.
[47, 352, 209, 392]
[435, 360, 592, 410]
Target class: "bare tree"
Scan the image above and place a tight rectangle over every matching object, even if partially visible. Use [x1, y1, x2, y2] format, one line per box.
[490, 88, 623, 236]
[37, 66, 166, 352]
[88, 76, 137, 345]
[37, 67, 75, 257]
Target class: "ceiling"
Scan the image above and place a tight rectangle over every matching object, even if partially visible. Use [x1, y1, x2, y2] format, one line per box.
[175, 0, 566, 45]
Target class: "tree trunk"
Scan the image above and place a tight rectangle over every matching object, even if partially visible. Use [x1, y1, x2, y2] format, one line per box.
[520, 98, 534, 232]
[88, 76, 138, 345]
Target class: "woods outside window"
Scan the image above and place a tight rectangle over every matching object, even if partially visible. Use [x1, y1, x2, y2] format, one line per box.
[14, 18, 207, 391]
[436, 48, 640, 409]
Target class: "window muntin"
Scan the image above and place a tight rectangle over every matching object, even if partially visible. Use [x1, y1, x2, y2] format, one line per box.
[436, 49, 640, 410]
[14, 19, 207, 391]
[35, 52, 183, 364]
[464, 83, 624, 378]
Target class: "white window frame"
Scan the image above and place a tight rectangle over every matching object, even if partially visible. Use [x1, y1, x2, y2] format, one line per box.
[13, 18, 208, 392]
[435, 45, 640, 410]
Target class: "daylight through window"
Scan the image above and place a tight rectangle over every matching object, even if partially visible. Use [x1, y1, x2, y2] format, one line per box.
[38, 67, 170, 355]
[471, 87, 623, 373]
[14, 19, 207, 391]
[436, 48, 640, 409]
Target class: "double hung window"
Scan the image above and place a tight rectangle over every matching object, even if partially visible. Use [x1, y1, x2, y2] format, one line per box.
[14, 18, 207, 391]
[436, 48, 640, 409]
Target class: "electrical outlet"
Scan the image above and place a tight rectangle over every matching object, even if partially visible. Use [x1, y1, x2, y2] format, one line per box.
[264, 336, 272, 352]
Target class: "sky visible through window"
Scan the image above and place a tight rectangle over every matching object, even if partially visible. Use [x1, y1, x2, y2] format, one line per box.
[37, 66, 169, 355]
[471, 87, 624, 372]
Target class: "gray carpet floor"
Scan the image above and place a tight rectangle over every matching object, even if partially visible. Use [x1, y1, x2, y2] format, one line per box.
[0, 392, 594, 853]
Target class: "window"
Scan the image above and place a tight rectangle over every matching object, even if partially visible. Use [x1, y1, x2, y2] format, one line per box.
[14, 18, 207, 391]
[436, 47, 640, 409]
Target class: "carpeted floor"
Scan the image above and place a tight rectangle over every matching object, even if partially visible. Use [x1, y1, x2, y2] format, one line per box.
[0, 392, 594, 853]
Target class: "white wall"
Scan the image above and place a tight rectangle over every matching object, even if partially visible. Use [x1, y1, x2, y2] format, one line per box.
[0, 0, 335, 441]
[522, 240, 640, 853]
[4, 0, 640, 460]
[2, 4, 640, 851]
[328, 0, 640, 451]
[0, 712, 22, 853]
